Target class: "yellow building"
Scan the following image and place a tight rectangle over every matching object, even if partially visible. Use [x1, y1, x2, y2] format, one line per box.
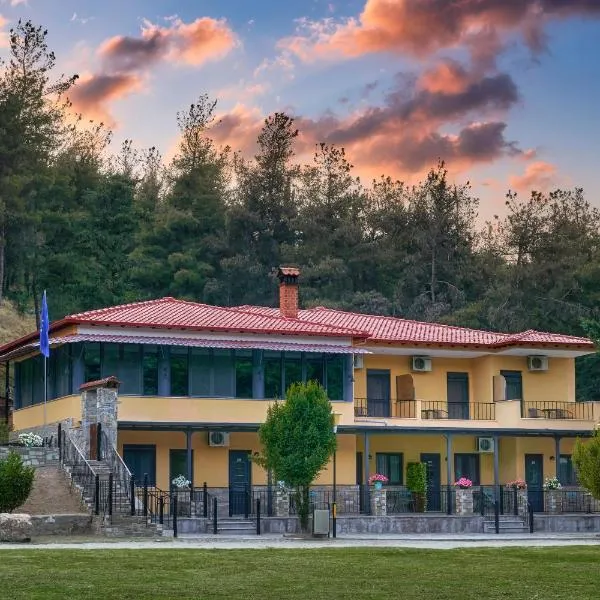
[1, 267, 598, 515]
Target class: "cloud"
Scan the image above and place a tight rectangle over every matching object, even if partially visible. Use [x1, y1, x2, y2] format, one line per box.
[69, 73, 143, 127]
[70, 13, 94, 26]
[99, 16, 237, 73]
[0, 14, 8, 48]
[509, 160, 558, 193]
[279, 0, 600, 63]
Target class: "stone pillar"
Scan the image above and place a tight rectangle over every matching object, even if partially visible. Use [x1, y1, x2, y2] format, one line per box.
[80, 376, 120, 458]
[545, 490, 562, 514]
[517, 489, 528, 516]
[274, 489, 290, 517]
[455, 489, 473, 515]
[370, 489, 387, 516]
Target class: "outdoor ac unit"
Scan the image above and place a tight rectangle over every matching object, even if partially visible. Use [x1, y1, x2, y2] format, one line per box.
[477, 437, 495, 453]
[412, 356, 432, 372]
[528, 355, 549, 372]
[208, 431, 230, 447]
[353, 355, 364, 369]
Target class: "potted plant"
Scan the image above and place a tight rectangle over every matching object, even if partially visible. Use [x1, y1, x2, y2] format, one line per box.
[543, 476, 562, 514]
[505, 479, 527, 490]
[453, 477, 473, 514]
[368, 473, 389, 490]
[454, 477, 473, 489]
[506, 479, 527, 515]
[172, 475, 192, 516]
[406, 462, 427, 512]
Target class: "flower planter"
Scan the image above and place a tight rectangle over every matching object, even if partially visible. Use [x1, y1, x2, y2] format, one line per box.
[374, 481, 383, 491]
[455, 488, 474, 515]
[545, 489, 563, 514]
[370, 488, 387, 516]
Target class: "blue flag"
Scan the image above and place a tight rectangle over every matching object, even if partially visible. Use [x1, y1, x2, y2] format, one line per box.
[40, 290, 50, 358]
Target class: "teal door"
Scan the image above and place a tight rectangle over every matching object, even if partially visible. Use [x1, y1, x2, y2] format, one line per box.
[123, 445, 156, 486]
[421, 453, 441, 511]
[525, 454, 544, 512]
[229, 450, 251, 516]
[447, 373, 469, 419]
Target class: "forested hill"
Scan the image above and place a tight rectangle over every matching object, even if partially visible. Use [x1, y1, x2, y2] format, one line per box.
[1, 21, 599, 398]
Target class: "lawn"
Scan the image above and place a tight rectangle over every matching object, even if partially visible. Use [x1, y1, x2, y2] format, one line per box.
[0, 547, 598, 599]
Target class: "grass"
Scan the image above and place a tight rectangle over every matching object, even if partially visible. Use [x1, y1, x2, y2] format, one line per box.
[0, 547, 599, 599]
[0, 300, 35, 346]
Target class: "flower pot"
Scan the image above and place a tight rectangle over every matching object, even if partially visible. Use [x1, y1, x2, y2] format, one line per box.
[374, 481, 383, 490]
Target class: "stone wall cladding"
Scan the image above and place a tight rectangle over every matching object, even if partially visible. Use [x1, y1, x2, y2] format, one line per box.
[455, 489, 474, 515]
[30, 514, 93, 536]
[0, 446, 59, 466]
[534, 514, 600, 532]
[370, 489, 387, 516]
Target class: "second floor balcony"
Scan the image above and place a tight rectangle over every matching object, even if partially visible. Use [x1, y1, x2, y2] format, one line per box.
[354, 397, 600, 428]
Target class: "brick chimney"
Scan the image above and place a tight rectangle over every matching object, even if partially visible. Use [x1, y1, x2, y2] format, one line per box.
[277, 266, 300, 319]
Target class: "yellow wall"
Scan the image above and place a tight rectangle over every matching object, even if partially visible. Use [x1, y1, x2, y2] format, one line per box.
[354, 352, 576, 405]
[12, 395, 81, 431]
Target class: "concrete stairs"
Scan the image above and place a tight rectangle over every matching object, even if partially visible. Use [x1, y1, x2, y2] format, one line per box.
[215, 518, 256, 535]
[483, 515, 528, 534]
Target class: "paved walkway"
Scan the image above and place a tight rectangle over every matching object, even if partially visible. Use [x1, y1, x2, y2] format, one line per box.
[1, 532, 599, 550]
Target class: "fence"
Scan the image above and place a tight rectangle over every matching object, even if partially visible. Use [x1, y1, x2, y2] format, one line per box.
[521, 400, 594, 420]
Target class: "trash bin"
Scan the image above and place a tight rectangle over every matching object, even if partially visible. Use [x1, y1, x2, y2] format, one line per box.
[312, 508, 330, 537]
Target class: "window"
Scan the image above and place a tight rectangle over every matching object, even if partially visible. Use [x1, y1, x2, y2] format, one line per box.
[213, 349, 234, 397]
[102, 343, 120, 379]
[376, 453, 403, 485]
[32, 355, 44, 405]
[454, 453, 480, 485]
[51, 345, 71, 399]
[119, 345, 142, 395]
[284, 352, 302, 393]
[142, 345, 159, 396]
[190, 348, 211, 396]
[235, 350, 253, 399]
[84, 343, 101, 383]
[559, 455, 577, 486]
[264, 352, 282, 399]
[17, 360, 32, 408]
[501, 370, 522, 401]
[306, 354, 324, 387]
[326, 355, 345, 401]
[170, 347, 189, 396]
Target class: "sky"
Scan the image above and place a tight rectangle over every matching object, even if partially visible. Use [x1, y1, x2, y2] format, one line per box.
[1, 0, 599, 220]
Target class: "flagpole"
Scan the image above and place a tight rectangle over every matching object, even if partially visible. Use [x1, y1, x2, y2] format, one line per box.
[43, 354, 47, 426]
[40, 290, 50, 427]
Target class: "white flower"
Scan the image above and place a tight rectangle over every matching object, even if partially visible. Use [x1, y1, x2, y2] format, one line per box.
[172, 475, 191, 489]
[18, 432, 43, 447]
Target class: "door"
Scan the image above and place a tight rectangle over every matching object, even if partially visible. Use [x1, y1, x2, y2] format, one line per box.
[229, 450, 251, 516]
[366, 370, 391, 417]
[123, 444, 156, 486]
[421, 453, 441, 511]
[525, 454, 544, 512]
[447, 373, 469, 419]
[501, 371, 522, 401]
[169, 449, 194, 488]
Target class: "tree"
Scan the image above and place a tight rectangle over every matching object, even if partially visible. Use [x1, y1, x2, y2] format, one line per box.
[257, 382, 337, 532]
[573, 432, 600, 500]
[0, 451, 35, 512]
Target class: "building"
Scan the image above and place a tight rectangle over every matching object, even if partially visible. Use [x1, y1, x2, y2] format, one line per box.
[1, 267, 598, 514]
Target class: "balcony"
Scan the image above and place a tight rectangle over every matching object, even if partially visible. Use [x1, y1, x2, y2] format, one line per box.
[521, 401, 595, 420]
[354, 398, 495, 421]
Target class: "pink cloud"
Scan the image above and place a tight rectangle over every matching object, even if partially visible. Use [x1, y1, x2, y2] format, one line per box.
[509, 160, 558, 193]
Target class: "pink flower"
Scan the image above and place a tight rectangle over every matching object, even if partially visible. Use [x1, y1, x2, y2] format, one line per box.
[454, 477, 472, 488]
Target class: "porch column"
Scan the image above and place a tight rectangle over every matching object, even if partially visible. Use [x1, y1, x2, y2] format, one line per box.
[554, 436, 561, 480]
[364, 431, 370, 514]
[493, 434, 500, 502]
[186, 429, 193, 487]
[158, 347, 170, 397]
[446, 433, 453, 515]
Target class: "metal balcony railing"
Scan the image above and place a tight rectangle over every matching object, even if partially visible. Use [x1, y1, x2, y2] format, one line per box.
[521, 401, 594, 420]
[421, 401, 496, 420]
[354, 398, 416, 418]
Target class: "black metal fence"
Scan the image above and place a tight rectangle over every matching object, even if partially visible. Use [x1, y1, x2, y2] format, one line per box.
[521, 400, 594, 420]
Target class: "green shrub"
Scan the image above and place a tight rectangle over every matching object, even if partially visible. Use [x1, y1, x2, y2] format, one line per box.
[0, 421, 9, 445]
[0, 451, 35, 512]
[406, 462, 427, 493]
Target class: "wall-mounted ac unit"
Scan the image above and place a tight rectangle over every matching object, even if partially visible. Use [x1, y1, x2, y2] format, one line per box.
[477, 437, 495, 453]
[527, 355, 549, 372]
[353, 355, 364, 369]
[208, 431, 230, 447]
[411, 356, 432, 372]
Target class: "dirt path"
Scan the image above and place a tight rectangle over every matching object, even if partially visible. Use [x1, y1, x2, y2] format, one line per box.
[19, 466, 88, 515]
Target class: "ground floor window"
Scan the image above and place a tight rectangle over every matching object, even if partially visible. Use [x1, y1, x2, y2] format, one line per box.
[454, 453, 480, 485]
[376, 453, 403, 485]
[559, 454, 577, 486]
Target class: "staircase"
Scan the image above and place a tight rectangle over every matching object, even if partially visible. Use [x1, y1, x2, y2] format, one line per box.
[483, 515, 528, 534]
[215, 518, 256, 536]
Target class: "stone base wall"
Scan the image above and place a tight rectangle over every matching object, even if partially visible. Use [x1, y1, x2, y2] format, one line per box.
[31, 514, 93, 536]
[533, 514, 600, 533]
[370, 489, 386, 516]
[0, 446, 59, 466]
[455, 489, 474, 515]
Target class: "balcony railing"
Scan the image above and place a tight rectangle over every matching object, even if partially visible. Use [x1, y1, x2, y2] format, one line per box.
[521, 401, 594, 420]
[421, 401, 495, 421]
[354, 398, 416, 418]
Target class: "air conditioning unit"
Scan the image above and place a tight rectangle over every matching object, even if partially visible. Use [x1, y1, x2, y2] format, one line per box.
[208, 431, 230, 447]
[411, 356, 432, 372]
[477, 437, 495, 453]
[528, 355, 549, 372]
[353, 355, 364, 369]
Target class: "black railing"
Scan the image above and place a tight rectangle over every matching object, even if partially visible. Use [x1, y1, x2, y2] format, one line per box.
[100, 430, 134, 516]
[421, 401, 496, 420]
[354, 398, 416, 418]
[60, 430, 96, 504]
[522, 400, 594, 420]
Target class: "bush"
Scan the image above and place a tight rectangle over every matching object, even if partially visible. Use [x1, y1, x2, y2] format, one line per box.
[0, 421, 9, 445]
[406, 462, 427, 513]
[573, 431, 600, 499]
[0, 451, 36, 512]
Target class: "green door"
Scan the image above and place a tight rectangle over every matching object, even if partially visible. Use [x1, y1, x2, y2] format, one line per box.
[123, 445, 156, 486]
[229, 450, 251, 516]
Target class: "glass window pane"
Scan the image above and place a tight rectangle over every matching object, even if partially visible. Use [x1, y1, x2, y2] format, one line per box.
[84, 343, 101, 383]
[454, 454, 480, 485]
[306, 354, 324, 387]
[170, 347, 189, 396]
[326, 355, 344, 401]
[119, 345, 142, 395]
[559, 455, 577, 486]
[143, 345, 159, 396]
[389, 454, 402, 485]
[53, 345, 71, 399]
[284, 352, 302, 394]
[102, 343, 120, 379]
[190, 348, 211, 396]
[32, 355, 44, 405]
[19, 359, 32, 407]
[264, 352, 282, 399]
[235, 350, 253, 399]
[214, 349, 233, 397]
